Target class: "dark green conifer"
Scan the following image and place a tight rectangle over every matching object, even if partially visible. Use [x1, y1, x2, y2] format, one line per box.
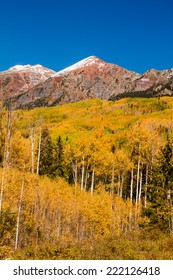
[144, 137, 173, 232]
[39, 127, 54, 177]
[54, 136, 65, 177]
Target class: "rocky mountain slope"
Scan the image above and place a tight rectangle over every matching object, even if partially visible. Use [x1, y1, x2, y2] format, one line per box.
[0, 64, 55, 106]
[0, 56, 173, 109]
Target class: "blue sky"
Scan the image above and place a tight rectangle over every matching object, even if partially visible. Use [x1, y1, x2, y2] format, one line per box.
[0, 0, 173, 73]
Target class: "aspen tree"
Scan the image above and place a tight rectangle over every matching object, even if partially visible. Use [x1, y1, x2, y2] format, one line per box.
[114, 149, 131, 198]
[30, 126, 35, 173]
[0, 106, 12, 215]
[81, 155, 85, 191]
[36, 128, 42, 175]
[110, 144, 116, 196]
[15, 175, 24, 250]
[144, 164, 148, 208]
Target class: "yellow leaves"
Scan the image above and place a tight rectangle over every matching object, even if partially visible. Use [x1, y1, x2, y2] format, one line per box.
[114, 149, 132, 172]
[10, 131, 31, 170]
[127, 123, 160, 163]
[0, 167, 137, 246]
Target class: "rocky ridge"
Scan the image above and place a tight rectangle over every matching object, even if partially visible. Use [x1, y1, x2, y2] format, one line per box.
[0, 56, 173, 109]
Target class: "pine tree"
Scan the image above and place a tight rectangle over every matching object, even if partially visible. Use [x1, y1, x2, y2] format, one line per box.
[38, 127, 54, 177]
[144, 138, 173, 232]
[54, 136, 65, 177]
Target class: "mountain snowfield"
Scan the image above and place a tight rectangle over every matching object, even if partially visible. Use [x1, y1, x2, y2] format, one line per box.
[0, 56, 173, 109]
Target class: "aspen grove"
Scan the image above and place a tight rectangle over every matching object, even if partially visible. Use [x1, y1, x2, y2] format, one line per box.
[0, 97, 173, 259]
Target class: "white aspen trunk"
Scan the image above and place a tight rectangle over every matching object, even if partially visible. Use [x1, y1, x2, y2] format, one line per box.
[129, 168, 134, 230]
[138, 170, 142, 203]
[117, 172, 121, 196]
[136, 155, 140, 205]
[0, 109, 12, 215]
[31, 127, 35, 173]
[135, 155, 140, 224]
[84, 163, 89, 191]
[80, 156, 85, 191]
[144, 164, 148, 208]
[130, 168, 134, 203]
[120, 171, 124, 198]
[5, 109, 12, 166]
[15, 176, 24, 250]
[110, 163, 115, 196]
[91, 166, 95, 195]
[36, 128, 42, 175]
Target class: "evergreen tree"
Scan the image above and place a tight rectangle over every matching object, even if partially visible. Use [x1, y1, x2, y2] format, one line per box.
[144, 138, 173, 232]
[159, 138, 173, 188]
[54, 136, 65, 177]
[38, 127, 54, 177]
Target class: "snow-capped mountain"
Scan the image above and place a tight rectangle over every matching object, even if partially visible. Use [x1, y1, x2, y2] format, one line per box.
[0, 64, 55, 101]
[54, 56, 107, 75]
[0, 56, 173, 109]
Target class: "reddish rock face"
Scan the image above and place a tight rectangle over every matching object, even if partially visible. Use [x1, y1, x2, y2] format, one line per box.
[0, 56, 173, 109]
[0, 64, 55, 102]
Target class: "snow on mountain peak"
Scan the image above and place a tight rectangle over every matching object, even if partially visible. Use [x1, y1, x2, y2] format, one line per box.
[3, 64, 55, 76]
[6, 64, 44, 72]
[8, 65, 31, 71]
[54, 56, 105, 76]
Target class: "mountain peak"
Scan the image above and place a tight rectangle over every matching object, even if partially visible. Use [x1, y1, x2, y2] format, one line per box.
[55, 56, 105, 76]
[7, 64, 46, 72]
[0, 57, 173, 110]
[8, 65, 31, 71]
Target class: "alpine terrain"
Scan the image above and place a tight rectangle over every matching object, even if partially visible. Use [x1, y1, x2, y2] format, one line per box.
[0, 56, 173, 109]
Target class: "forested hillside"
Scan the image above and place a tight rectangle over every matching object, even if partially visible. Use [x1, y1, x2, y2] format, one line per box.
[1, 97, 173, 260]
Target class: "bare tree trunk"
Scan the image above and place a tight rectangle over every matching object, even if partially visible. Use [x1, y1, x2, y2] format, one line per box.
[136, 155, 140, 205]
[130, 168, 133, 203]
[129, 168, 134, 230]
[138, 170, 142, 203]
[5, 109, 12, 166]
[0, 108, 12, 215]
[91, 166, 95, 195]
[110, 162, 115, 196]
[117, 172, 121, 196]
[84, 163, 89, 191]
[80, 156, 85, 191]
[36, 128, 42, 175]
[30, 127, 35, 173]
[120, 171, 124, 198]
[15, 176, 24, 250]
[144, 164, 148, 208]
[135, 155, 140, 224]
